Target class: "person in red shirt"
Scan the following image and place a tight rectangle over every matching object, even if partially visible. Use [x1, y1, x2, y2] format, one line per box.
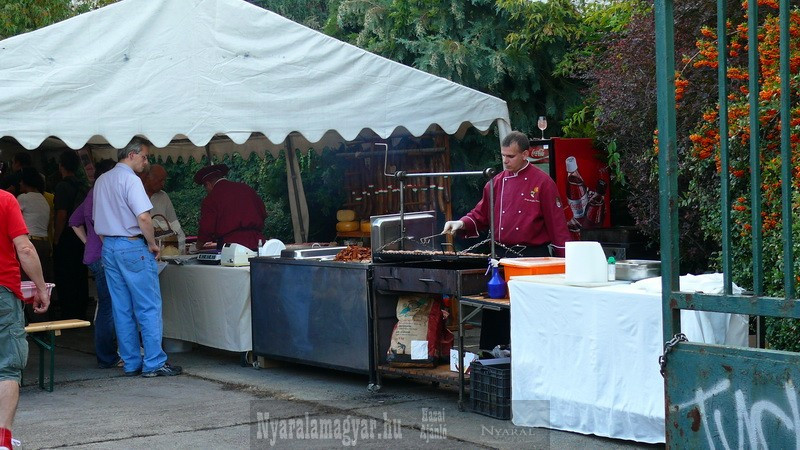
[443, 131, 570, 257]
[442, 131, 570, 351]
[0, 190, 50, 450]
[194, 164, 267, 251]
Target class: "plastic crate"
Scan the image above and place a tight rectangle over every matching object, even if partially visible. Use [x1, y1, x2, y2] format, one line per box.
[498, 257, 565, 284]
[470, 358, 511, 420]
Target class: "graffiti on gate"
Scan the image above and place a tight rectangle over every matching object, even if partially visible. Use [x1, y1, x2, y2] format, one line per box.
[676, 378, 800, 448]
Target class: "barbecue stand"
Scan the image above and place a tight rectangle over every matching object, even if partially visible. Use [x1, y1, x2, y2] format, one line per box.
[368, 143, 498, 406]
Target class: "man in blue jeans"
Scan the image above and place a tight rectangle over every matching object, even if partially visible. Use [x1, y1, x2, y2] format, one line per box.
[69, 159, 120, 369]
[92, 138, 181, 378]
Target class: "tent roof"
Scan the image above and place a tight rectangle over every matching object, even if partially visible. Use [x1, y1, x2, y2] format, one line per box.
[0, 0, 510, 151]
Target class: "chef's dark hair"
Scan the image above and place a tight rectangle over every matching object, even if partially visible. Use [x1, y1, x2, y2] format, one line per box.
[501, 131, 530, 153]
[118, 137, 153, 161]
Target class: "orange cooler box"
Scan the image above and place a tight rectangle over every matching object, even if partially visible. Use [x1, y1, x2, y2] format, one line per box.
[499, 257, 566, 283]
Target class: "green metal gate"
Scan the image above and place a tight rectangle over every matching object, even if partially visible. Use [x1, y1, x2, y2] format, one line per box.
[656, 0, 800, 447]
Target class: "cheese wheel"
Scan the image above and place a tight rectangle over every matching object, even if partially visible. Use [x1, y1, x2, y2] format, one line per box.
[337, 209, 356, 222]
[360, 221, 371, 233]
[336, 221, 359, 232]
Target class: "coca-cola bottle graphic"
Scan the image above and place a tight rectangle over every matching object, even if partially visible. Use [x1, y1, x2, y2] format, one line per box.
[584, 179, 607, 228]
[567, 217, 582, 241]
[565, 156, 589, 218]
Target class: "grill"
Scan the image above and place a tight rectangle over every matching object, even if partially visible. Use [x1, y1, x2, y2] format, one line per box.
[373, 249, 489, 264]
[369, 210, 490, 264]
[372, 259, 488, 296]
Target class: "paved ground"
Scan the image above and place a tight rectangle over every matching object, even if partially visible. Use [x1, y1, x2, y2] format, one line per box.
[13, 327, 663, 449]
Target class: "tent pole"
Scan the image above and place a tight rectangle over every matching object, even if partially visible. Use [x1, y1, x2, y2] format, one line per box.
[285, 136, 308, 243]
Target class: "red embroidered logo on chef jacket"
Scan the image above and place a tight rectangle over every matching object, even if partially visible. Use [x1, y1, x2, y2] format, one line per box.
[527, 187, 540, 203]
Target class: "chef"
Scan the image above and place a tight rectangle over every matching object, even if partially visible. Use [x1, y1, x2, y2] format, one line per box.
[194, 164, 267, 251]
[443, 131, 570, 257]
[442, 130, 570, 350]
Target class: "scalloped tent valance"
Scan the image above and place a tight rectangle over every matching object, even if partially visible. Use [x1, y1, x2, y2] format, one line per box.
[0, 0, 510, 153]
[0, 0, 511, 243]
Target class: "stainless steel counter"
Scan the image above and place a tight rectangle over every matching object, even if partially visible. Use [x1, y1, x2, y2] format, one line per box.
[250, 257, 373, 374]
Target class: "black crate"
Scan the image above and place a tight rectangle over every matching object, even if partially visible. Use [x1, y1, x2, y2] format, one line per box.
[470, 358, 511, 420]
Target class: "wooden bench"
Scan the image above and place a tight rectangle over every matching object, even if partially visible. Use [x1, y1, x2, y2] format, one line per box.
[24, 319, 91, 392]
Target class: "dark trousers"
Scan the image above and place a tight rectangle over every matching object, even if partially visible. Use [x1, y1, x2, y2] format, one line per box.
[479, 244, 550, 351]
[54, 229, 88, 320]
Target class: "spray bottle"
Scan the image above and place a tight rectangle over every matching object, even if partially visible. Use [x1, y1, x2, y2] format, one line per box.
[486, 258, 507, 299]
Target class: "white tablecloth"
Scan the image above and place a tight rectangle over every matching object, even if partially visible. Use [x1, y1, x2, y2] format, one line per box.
[509, 278, 748, 444]
[159, 264, 251, 352]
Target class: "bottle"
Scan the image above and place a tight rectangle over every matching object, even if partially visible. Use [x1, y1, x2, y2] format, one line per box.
[567, 217, 582, 241]
[607, 256, 616, 281]
[584, 179, 607, 227]
[565, 156, 589, 218]
[257, 239, 265, 257]
[487, 260, 507, 299]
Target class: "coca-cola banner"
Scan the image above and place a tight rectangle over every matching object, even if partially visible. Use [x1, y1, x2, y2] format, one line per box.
[550, 138, 612, 240]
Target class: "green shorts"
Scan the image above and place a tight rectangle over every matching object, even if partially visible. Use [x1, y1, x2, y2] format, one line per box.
[0, 287, 28, 383]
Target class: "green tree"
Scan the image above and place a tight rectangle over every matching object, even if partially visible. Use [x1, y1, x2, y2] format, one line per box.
[249, 0, 333, 30]
[0, 0, 115, 39]
[332, 0, 583, 135]
[327, 0, 592, 220]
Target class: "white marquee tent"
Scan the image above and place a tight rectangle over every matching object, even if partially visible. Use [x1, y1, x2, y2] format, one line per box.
[0, 0, 511, 241]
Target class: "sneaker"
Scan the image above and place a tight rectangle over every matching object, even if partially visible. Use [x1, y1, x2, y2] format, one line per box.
[141, 363, 183, 378]
[124, 368, 142, 377]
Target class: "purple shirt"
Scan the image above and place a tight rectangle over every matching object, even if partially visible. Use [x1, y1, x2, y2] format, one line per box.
[69, 187, 102, 264]
[93, 163, 152, 237]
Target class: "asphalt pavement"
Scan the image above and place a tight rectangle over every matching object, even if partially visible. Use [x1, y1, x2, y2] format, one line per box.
[13, 327, 663, 449]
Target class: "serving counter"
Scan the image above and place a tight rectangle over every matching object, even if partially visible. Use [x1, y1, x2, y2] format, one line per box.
[509, 276, 748, 444]
[249, 257, 373, 374]
[159, 263, 252, 352]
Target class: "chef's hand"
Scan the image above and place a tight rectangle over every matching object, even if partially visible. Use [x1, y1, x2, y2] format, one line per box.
[442, 220, 464, 234]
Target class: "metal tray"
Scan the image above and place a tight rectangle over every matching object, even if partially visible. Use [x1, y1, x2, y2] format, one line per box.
[280, 246, 348, 260]
[615, 259, 661, 281]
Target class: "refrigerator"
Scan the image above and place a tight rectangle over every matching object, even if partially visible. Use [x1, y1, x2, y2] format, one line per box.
[529, 137, 611, 240]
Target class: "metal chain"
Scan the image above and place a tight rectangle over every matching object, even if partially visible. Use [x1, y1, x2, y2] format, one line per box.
[460, 238, 492, 254]
[379, 234, 527, 257]
[461, 237, 526, 257]
[375, 236, 415, 253]
[659, 333, 688, 377]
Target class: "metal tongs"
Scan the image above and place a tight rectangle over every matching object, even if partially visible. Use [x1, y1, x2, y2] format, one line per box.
[416, 231, 446, 245]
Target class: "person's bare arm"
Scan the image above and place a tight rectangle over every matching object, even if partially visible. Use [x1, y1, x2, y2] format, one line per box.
[137, 211, 160, 259]
[13, 235, 50, 313]
[72, 225, 87, 244]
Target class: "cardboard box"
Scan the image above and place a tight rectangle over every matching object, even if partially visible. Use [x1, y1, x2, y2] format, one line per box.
[450, 348, 478, 373]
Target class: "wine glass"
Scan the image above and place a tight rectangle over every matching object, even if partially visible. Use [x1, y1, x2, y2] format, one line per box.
[537, 116, 547, 139]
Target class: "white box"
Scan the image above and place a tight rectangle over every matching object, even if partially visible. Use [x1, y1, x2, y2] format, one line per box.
[449, 348, 478, 373]
[410, 340, 429, 360]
